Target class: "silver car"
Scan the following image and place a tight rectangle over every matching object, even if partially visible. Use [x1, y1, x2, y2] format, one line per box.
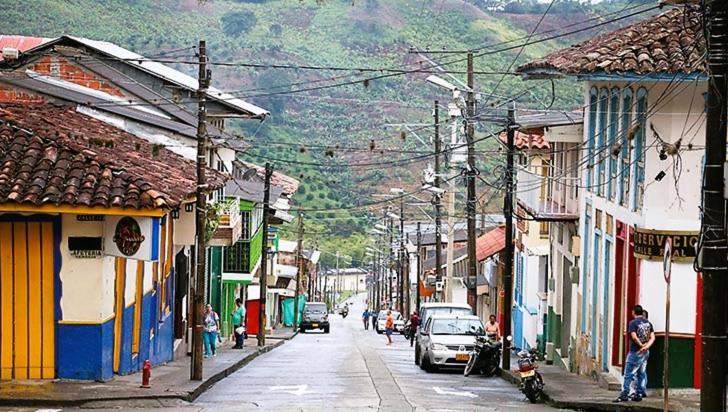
[417, 315, 485, 373]
[414, 303, 472, 366]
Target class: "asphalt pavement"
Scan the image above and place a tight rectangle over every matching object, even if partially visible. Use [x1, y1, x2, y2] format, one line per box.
[4, 294, 569, 412]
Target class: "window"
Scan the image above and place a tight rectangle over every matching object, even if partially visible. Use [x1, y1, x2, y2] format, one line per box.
[608, 87, 620, 201]
[632, 87, 648, 211]
[619, 88, 633, 206]
[241, 211, 251, 239]
[596, 88, 609, 197]
[586, 87, 598, 191]
[224, 241, 251, 273]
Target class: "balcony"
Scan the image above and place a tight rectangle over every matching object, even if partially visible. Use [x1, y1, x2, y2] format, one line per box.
[517, 166, 579, 221]
[209, 198, 243, 247]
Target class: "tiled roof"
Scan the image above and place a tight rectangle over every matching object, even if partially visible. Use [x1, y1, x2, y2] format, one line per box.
[476, 225, 506, 262]
[517, 7, 705, 77]
[237, 160, 300, 195]
[0, 103, 226, 210]
[499, 129, 549, 150]
[0, 35, 49, 61]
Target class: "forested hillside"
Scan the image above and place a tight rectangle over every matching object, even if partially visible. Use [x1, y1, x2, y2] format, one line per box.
[1, 0, 655, 265]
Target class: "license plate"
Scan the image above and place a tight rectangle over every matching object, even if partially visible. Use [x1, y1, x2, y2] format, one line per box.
[455, 353, 469, 361]
[312, 323, 318, 328]
[521, 370, 535, 378]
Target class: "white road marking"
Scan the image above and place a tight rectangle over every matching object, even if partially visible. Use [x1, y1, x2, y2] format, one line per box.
[269, 384, 313, 396]
[432, 386, 478, 398]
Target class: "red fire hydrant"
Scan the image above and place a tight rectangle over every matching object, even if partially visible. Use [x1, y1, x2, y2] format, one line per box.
[141, 359, 151, 389]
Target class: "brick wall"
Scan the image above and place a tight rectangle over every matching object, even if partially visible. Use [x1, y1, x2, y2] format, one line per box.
[29, 56, 123, 96]
[0, 86, 45, 103]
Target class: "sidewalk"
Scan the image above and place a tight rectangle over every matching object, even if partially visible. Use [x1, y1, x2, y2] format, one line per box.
[0, 333, 294, 407]
[500, 356, 701, 412]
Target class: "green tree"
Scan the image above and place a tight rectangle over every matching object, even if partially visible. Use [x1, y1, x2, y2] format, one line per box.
[221, 11, 257, 37]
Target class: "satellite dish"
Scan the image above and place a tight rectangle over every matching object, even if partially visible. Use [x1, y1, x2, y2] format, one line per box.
[241, 168, 258, 181]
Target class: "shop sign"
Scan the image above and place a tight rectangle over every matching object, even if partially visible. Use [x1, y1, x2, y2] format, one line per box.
[104, 216, 160, 261]
[633, 228, 699, 262]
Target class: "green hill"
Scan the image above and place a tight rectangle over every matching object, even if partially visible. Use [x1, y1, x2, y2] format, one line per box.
[1, 0, 653, 266]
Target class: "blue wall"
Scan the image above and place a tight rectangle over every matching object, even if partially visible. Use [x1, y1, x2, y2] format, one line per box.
[57, 319, 114, 381]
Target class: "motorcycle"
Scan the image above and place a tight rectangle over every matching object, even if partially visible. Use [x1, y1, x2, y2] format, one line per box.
[463, 331, 502, 377]
[515, 345, 545, 403]
[402, 320, 413, 339]
[341, 307, 349, 318]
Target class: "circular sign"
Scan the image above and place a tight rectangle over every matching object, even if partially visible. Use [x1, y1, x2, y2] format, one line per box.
[663, 237, 672, 284]
[113, 217, 145, 256]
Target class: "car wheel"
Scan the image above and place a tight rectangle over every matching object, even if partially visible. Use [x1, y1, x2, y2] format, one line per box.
[300, 327, 306, 333]
[418, 352, 426, 370]
[422, 352, 437, 373]
[376, 327, 382, 334]
[324, 326, 330, 334]
[414, 346, 420, 366]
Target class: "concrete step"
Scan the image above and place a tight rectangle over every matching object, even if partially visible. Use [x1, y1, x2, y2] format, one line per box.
[598, 372, 621, 391]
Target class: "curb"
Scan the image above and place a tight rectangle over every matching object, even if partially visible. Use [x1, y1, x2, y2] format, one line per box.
[498, 369, 671, 412]
[0, 340, 288, 408]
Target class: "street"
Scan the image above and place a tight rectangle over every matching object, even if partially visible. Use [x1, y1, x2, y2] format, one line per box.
[2, 296, 567, 412]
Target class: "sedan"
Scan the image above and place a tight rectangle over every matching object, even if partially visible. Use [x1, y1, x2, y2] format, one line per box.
[417, 315, 485, 372]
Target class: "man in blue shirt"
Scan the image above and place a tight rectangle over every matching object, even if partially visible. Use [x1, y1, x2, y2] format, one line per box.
[362, 308, 370, 330]
[614, 305, 655, 403]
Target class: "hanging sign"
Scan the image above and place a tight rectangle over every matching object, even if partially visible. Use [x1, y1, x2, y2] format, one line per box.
[104, 216, 160, 261]
[633, 228, 698, 262]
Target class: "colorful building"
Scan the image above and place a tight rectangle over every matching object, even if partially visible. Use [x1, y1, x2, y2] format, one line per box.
[0, 103, 224, 380]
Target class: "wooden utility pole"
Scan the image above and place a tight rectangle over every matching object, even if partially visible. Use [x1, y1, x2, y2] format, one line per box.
[191, 39, 210, 381]
[502, 104, 516, 371]
[433, 101, 443, 287]
[294, 212, 304, 328]
[257, 163, 273, 347]
[701, 2, 728, 410]
[416, 222, 422, 314]
[465, 50, 478, 316]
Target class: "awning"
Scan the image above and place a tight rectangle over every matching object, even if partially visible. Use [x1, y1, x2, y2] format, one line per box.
[275, 264, 298, 279]
[268, 288, 295, 297]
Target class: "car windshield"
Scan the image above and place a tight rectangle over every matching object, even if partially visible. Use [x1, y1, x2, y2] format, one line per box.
[431, 319, 484, 335]
[304, 304, 326, 314]
[378, 311, 401, 320]
[423, 307, 471, 324]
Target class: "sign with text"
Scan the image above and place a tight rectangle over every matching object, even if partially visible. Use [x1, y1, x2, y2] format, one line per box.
[104, 216, 160, 261]
[633, 228, 698, 262]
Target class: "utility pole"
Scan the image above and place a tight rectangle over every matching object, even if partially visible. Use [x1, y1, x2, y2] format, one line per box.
[416, 222, 422, 314]
[398, 197, 405, 313]
[387, 213, 394, 308]
[502, 104, 516, 371]
[335, 251, 340, 306]
[701, 2, 728, 410]
[257, 163, 273, 347]
[294, 212, 304, 328]
[191, 39, 209, 381]
[465, 51, 478, 316]
[445, 103, 458, 303]
[434, 101, 444, 290]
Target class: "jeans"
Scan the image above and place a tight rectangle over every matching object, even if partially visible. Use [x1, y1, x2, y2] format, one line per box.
[620, 351, 649, 399]
[203, 331, 218, 356]
[363, 318, 369, 330]
[233, 325, 245, 348]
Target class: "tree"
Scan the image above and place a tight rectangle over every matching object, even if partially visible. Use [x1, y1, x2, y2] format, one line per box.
[221, 11, 257, 37]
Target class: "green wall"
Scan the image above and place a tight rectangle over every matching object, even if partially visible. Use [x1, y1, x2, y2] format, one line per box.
[646, 336, 695, 388]
[209, 246, 223, 311]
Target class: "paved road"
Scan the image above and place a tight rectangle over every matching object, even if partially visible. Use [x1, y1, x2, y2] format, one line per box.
[6, 295, 567, 412]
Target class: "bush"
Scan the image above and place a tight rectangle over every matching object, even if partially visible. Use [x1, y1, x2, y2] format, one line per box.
[221, 11, 257, 37]
[269, 23, 283, 37]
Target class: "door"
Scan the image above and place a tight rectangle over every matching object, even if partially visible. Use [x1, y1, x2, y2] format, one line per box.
[0, 218, 56, 380]
[613, 235, 625, 366]
[602, 238, 611, 371]
[561, 255, 572, 355]
[174, 250, 188, 339]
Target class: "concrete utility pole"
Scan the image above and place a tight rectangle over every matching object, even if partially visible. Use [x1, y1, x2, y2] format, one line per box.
[433, 101, 444, 289]
[502, 104, 516, 371]
[294, 212, 304, 328]
[465, 51, 478, 315]
[387, 213, 394, 307]
[257, 163, 273, 347]
[335, 251, 340, 305]
[416, 222, 422, 314]
[398, 197, 405, 312]
[701, 2, 728, 410]
[191, 39, 210, 381]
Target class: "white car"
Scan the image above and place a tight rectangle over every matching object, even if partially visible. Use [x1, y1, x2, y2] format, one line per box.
[414, 303, 473, 365]
[375, 310, 405, 334]
[417, 314, 485, 372]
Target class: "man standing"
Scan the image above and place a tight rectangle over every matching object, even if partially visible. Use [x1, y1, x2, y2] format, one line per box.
[614, 305, 655, 403]
[362, 308, 370, 330]
[408, 311, 420, 347]
[371, 308, 378, 331]
[385, 310, 394, 346]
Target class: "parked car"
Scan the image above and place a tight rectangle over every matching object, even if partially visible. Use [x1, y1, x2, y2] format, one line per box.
[417, 315, 485, 373]
[375, 310, 405, 334]
[300, 302, 329, 333]
[414, 303, 473, 365]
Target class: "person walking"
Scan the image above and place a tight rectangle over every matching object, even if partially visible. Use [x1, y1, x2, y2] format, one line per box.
[614, 305, 655, 403]
[408, 311, 420, 347]
[371, 308, 378, 331]
[231, 298, 246, 349]
[485, 314, 500, 341]
[385, 310, 394, 346]
[202, 304, 220, 358]
[362, 308, 370, 330]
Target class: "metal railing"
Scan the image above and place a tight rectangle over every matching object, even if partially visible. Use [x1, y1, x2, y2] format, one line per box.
[517, 167, 579, 219]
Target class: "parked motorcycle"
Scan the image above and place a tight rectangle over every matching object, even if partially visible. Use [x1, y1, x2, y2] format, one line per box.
[463, 332, 502, 377]
[515, 345, 545, 403]
[402, 320, 413, 339]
